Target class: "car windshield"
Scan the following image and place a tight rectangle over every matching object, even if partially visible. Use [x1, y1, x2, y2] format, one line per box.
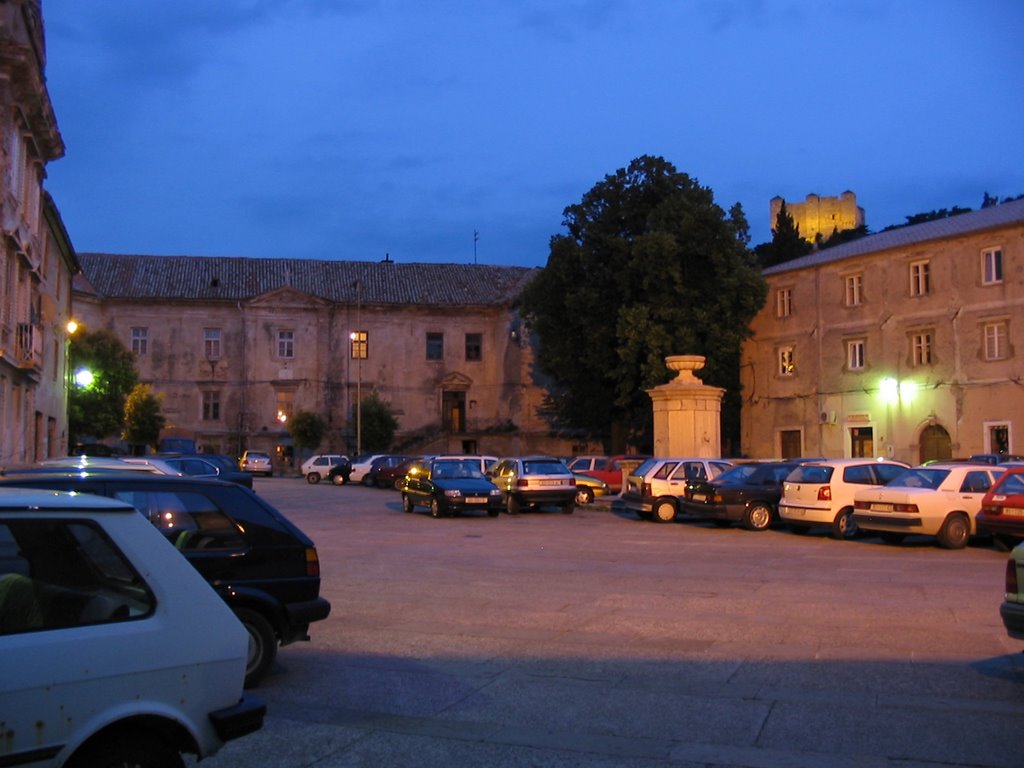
[995, 473, 1024, 495]
[786, 465, 833, 484]
[522, 460, 568, 475]
[631, 459, 660, 477]
[716, 464, 763, 484]
[886, 468, 949, 490]
[432, 461, 484, 480]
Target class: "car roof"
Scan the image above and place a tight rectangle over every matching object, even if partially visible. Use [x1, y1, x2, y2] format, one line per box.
[800, 458, 908, 467]
[0, 487, 137, 513]
[0, 472, 240, 489]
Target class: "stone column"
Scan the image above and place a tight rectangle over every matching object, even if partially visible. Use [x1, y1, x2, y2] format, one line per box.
[646, 355, 724, 458]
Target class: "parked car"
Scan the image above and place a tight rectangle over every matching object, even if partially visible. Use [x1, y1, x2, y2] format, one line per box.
[970, 453, 1024, 465]
[0, 487, 265, 766]
[346, 454, 388, 485]
[623, 457, 734, 522]
[566, 454, 651, 494]
[1001, 542, 1024, 640]
[366, 454, 416, 488]
[488, 456, 577, 514]
[0, 471, 330, 687]
[433, 454, 499, 475]
[572, 472, 610, 505]
[239, 450, 273, 477]
[977, 466, 1024, 547]
[301, 453, 350, 484]
[852, 463, 1006, 549]
[185, 453, 256, 488]
[779, 458, 909, 539]
[682, 460, 809, 531]
[401, 457, 503, 517]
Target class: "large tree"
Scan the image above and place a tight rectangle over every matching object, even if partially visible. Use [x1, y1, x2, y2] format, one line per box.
[69, 328, 139, 443]
[753, 201, 813, 267]
[122, 383, 165, 453]
[519, 155, 766, 453]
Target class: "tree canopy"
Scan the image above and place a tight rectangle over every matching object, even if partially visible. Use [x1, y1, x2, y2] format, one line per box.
[753, 201, 813, 267]
[122, 383, 165, 452]
[519, 155, 767, 453]
[69, 328, 139, 443]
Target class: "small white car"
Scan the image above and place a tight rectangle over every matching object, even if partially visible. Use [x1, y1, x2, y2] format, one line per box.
[779, 458, 908, 539]
[239, 450, 273, 476]
[347, 454, 387, 484]
[301, 453, 348, 484]
[622, 457, 734, 522]
[0, 487, 264, 766]
[853, 463, 1006, 549]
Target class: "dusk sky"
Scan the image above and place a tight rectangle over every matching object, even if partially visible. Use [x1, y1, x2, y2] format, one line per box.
[42, 1, 1024, 268]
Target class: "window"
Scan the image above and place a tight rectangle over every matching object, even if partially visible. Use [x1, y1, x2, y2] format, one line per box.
[987, 423, 1010, 455]
[982, 248, 1003, 285]
[203, 328, 221, 359]
[912, 332, 933, 366]
[350, 330, 368, 359]
[277, 330, 294, 359]
[846, 339, 865, 371]
[130, 327, 148, 356]
[909, 260, 931, 296]
[778, 346, 795, 376]
[776, 288, 792, 318]
[426, 332, 444, 361]
[983, 321, 1007, 360]
[465, 333, 482, 361]
[850, 427, 874, 458]
[844, 274, 863, 306]
[276, 391, 293, 424]
[201, 390, 220, 421]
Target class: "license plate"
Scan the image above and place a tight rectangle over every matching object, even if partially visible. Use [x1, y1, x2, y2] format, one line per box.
[466, 497, 486, 504]
[539, 480, 562, 486]
[691, 493, 706, 502]
[870, 503, 894, 512]
[1003, 507, 1024, 517]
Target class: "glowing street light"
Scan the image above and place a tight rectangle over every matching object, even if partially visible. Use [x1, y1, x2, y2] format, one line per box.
[73, 368, 94, 388]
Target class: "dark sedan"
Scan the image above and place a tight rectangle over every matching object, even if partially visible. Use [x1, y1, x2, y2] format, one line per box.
[401, 458, 503, 518]
[682, 460, 808, 531]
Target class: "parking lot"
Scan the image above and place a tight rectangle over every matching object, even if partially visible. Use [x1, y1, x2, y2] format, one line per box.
[197, 477, 1024, 768]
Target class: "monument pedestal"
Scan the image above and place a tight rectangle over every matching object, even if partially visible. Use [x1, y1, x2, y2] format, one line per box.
[646, 355, 724, 458]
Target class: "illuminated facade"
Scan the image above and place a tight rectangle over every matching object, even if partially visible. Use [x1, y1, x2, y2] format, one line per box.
[741, 199, 1024, 463]
[770, 191, 865, 242]
[0, 0, 78, 467]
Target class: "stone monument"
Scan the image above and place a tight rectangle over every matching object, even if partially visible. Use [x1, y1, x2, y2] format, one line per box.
[646, 355, 724, 457]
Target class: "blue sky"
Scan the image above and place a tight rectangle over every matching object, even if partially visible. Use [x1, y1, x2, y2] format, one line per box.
[42, 0, 1024, 268]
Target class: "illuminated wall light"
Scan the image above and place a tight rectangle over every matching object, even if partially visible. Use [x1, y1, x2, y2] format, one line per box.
[879, 377, 899, 404]
[898, 380, 918, 403]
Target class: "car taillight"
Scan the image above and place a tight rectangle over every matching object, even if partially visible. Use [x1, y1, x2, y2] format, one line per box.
[893, 503, 919, 513]
[568, 477, 576, 486]
[817, 485, 831, 501]
[516, 478, 529, 488]
[981, 505, 999, 516]
[1007, 558, 1019, 595]
[306, 547, 320, 577]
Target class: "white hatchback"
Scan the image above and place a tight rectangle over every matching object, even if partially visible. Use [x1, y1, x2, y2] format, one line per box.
[301, 453, 348, 484]
[0, 488, 263, 766]
[779, 458, 909, 539]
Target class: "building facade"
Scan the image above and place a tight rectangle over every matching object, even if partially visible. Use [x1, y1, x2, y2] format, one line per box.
[770, 191, 865, 242]
[1, 0, 78, 468]
[741, 198, 1024, 464]
[73, 253, 588, 465]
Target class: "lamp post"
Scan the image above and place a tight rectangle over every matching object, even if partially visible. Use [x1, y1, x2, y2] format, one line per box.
[350, 331, 362, 457]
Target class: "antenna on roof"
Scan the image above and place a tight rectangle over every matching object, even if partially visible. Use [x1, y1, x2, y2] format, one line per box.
[473, 230, 479, 264]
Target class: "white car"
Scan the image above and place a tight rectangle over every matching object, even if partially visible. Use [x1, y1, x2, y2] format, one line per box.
[852, 463, 1006, 549]
[0, 487, 264, 766]
[621, 457, 734, 523]
[779, 458, 909, 539]
[347, 454, 387, 485]
[432, 454, 498, 474]
[301, 453, 348, 484]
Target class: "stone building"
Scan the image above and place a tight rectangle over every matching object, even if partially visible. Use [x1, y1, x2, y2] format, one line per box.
[72, 253, 585, 465]
[741, 198, 1024, 464]
[0, 0, 79, 467]
[770, 191, 865, 242]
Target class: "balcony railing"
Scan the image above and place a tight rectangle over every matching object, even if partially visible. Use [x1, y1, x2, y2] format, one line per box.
[15, 322, 41, 370]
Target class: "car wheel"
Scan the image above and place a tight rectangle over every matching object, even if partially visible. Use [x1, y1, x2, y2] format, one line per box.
[831, 507, 857, 540]
[575, 487, 594, 505]
[506, 495, 520, 515]
[879, 532, 905, 545]
[331, 473, 347, 486]
[306, 472, 321, 484]
[402, 494, 414, 514]
[235, 607, 277, 689]
[65, 731, 184, 768]
[394, 479, 405, 491]
[743, 503, 772, 531]
[653, 498, 677, 523]
[431, 499, 443, 518]
[362, 474, 375, 487]
[937, 513, 970, 549]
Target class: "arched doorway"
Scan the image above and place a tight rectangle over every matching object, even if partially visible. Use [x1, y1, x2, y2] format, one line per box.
[919, 424, 952, 464]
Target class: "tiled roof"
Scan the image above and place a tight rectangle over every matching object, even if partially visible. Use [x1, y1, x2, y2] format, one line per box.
[76, 253, 540, 307]
[764, 197, 1024, 275]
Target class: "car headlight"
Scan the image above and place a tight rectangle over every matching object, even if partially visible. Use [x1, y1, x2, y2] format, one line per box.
[444, 489, 462, 498]
[489, 488, 503, 497]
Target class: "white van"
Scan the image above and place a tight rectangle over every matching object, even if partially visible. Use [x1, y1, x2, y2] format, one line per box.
[0, 488, 263, 766]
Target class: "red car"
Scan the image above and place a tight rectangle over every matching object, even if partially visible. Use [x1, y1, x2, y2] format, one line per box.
[566, 454, 650, 494]
[977, 466, 1024, 547]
